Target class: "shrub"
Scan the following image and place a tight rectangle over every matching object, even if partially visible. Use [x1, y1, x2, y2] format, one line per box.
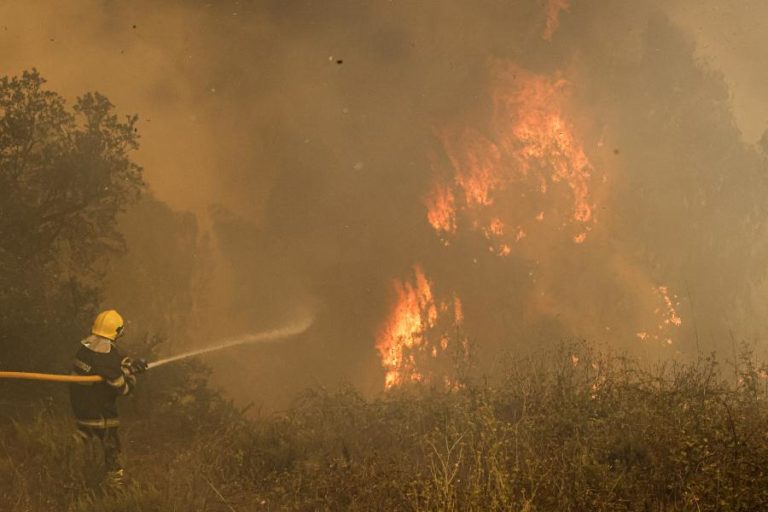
[4, 343, 768, 511]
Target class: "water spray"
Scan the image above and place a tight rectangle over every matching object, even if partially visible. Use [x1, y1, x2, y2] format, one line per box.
[0, 318, 313, 384]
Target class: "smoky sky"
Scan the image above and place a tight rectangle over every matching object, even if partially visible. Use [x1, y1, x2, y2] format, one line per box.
[3, 1, 766, 215]
[3, 1, 768, 406]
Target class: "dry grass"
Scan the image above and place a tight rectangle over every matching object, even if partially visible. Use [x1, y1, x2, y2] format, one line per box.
[3, 344, 768, 511]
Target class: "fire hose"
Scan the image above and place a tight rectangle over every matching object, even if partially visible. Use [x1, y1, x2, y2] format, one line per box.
[0, 371, 103, 383]
[0, 361, 151, 383]
[0, 319, 313, 384]
[0, 359, 167, 383]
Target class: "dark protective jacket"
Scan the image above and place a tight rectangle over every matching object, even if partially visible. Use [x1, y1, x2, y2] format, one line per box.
[69, 335, 135, 428]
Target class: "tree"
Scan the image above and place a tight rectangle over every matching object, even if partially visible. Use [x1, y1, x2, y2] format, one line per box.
[0, 70, 143, 371]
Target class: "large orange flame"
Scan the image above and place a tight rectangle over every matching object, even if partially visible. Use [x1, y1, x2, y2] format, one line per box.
[427, 62, 600, 254]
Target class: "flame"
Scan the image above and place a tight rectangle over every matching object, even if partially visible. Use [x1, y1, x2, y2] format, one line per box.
[453, 295, 464, 323]
[425, 182, 457, 240]
[380, 57, 687, 388]
[654, 285, 683, 345]
[376, 266, 465, 389]
[426, 63, 600, 255]
[658, 286, 682, 328]
[543, 0, 570, 41]
[636, 285, 683, 344]
[387, 62, 606, 389]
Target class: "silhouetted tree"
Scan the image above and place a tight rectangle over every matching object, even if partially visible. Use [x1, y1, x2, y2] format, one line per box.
[0, 70, 143, 372]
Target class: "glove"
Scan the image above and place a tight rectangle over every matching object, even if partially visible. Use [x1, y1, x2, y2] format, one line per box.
[121, 357, 148, 376]
[130, 358, 149, 374]
[121, 357, 135, 377]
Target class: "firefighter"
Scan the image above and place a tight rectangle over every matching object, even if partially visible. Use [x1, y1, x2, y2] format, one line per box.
[69, 310, 147, 486]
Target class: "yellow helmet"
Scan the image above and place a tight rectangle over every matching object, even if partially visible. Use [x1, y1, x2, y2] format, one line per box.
[91, 310, 125, 341]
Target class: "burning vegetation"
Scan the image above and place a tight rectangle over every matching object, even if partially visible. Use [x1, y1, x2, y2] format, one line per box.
[3, 0, 768, 509]
[376, 266, 467, 389]
[427, 63, 599, 250]
[378, 59, 685, 389]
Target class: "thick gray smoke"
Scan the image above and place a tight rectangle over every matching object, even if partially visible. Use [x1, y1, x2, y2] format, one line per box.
[3, 1, 767, 407]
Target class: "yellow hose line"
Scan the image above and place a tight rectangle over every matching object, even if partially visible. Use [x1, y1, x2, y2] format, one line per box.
[0, 371, 102, 383]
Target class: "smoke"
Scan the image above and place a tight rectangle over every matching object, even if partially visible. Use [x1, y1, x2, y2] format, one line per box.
[3, 1, 767, 406]
[666, 0, 768, 143]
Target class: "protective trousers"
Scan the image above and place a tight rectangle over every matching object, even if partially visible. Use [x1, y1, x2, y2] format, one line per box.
[77, 425, 123, 480]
